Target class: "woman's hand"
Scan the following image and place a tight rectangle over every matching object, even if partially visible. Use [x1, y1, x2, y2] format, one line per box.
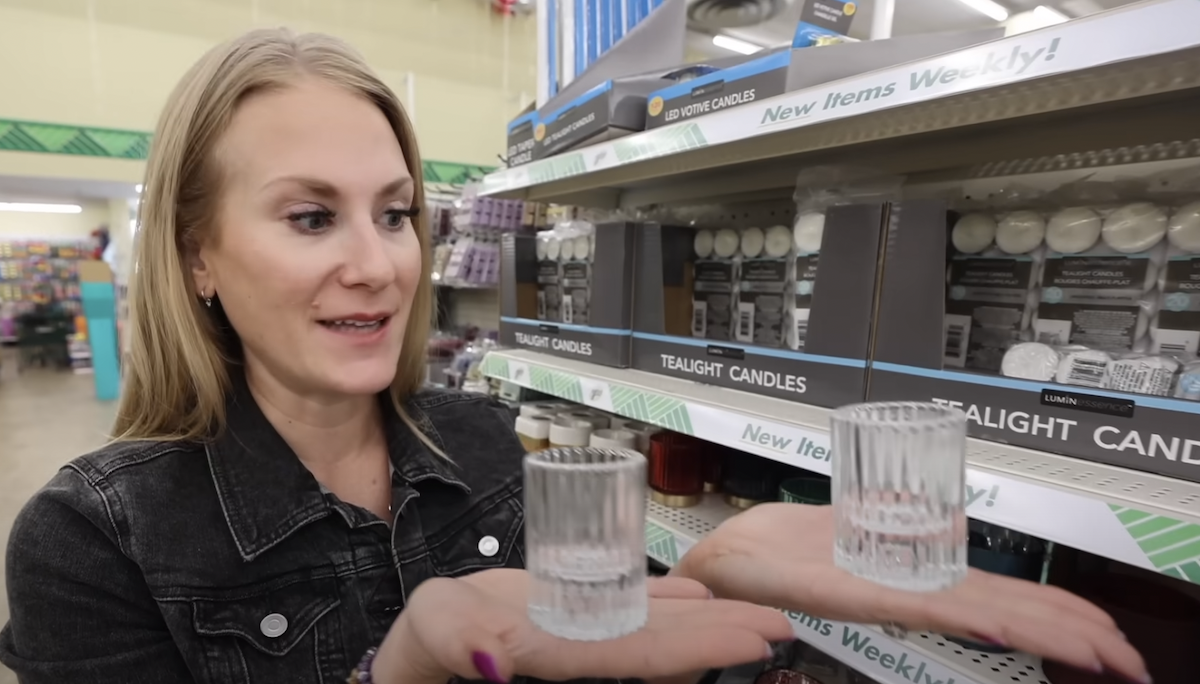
[676, 503, 1150, 684]
[372, 569, 794, 684]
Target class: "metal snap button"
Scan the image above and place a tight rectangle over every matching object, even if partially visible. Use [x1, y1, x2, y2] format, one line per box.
[478, 535, 500, 557]
[260, 613, 288, 638]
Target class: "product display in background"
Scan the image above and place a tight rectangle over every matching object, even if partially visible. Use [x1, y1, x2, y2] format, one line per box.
[630, 169, 900, 407]
[642, 24, 1001, 132]
[870, 169, 1200, 484]
[431, 182, 550, 289]
[500, 213, 637, 367]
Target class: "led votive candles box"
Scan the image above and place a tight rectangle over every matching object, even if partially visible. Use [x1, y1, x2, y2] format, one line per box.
[630, 204, 887, 408]
[867, 199, 1200, 484]
[500, 224, 637, 368]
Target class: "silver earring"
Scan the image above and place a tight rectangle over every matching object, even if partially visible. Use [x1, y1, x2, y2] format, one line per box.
[205, 296, 212, 308]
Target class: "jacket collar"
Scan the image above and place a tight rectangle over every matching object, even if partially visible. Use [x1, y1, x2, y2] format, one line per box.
[205, 370, 469, 562]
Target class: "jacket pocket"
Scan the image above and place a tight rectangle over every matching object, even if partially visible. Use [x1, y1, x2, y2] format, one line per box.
[425, 490, 525, 576]
[190, 576, 342, 683]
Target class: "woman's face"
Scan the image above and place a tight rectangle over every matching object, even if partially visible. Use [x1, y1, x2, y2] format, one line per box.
[192, 78, 422, 399]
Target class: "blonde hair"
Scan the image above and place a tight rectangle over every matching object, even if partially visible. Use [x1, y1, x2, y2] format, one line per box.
[113, 28, 433, 443]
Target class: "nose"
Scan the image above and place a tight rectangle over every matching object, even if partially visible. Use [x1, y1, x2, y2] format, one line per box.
[338, 213, 397, 290]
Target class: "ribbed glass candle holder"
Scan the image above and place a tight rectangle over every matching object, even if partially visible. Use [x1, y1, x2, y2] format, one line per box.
[831, 402, 968, 592]
[524, 447, 648, 640]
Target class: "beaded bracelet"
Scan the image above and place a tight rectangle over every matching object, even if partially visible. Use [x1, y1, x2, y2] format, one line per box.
[347, 646, 379, 684]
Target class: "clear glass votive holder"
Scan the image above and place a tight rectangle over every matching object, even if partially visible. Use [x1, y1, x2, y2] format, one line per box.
[831, 402, 968, 592]
[524, 446, 648, 641]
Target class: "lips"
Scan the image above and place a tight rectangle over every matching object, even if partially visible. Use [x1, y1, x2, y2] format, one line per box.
[317, 313, 392, 333]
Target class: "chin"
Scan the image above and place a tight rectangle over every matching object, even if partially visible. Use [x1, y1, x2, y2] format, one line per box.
[323, 362, 399, 396]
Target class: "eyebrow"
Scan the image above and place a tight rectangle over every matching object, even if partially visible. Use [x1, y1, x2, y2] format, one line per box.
[263, 175, 414, 200]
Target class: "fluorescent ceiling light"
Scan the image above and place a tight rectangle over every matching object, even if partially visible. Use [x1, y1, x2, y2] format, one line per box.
[0, 202, 82, 214]
[1033, 5, 1069, 23]
[712, 34, 762, 55]
[956, 0, 1009, 21]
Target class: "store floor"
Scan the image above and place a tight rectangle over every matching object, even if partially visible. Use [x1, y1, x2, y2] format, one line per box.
[0, 352, 116, 684]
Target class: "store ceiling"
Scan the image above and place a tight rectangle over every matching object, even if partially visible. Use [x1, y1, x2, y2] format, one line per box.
[692, 0, 1137, 57]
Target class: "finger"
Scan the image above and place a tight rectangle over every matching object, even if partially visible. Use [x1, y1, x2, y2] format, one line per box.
[556, 625, 774, 679]
[969, 590, 1146, 683]
[647, 598, 794, 642]
[965, 570, 1119, 630]
[648, 576, 712, 600]
[455, 624, 517, 684]
[403, 578, 521, 683]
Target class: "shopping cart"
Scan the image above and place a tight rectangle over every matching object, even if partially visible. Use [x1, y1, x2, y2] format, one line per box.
[14, 312, 73, 372]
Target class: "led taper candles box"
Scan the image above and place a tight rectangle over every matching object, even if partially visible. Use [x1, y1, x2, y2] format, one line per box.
[867, 199, 1200, 484]
[500, 222, 637, 368]
[630, 202, 887, 407]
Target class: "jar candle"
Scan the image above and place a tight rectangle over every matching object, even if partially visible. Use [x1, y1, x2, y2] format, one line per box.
[722, 455, 785, 509]
[515, 415, 552, 452]
[519, 402, 566, 418]
[617, 420, 660, 455]
[563, 410, 610, 431]
[701, 445, 725, 493]
[648, 432, 704, 508]
[590, 429, 638, 451]
[548, 417, 594, 448]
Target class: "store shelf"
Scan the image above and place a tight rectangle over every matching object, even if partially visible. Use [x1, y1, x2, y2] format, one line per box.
[646, 497, 1047, 684]
[483, 349, 1200, 585]
[480, 1, 1200, 208]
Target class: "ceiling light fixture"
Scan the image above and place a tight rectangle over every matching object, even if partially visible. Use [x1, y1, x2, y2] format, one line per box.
[1033, 5, 1070, 23]
[712, 34, 763, 55]
[955, 0, 1010, 21]
[0, 202, 83, 214]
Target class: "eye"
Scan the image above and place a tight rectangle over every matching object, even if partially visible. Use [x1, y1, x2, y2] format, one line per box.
[287, 209, 335, 233]
[382, 206, 420, 231]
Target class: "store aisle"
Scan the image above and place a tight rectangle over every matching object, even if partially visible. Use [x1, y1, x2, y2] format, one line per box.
[0, 353, 115, 684]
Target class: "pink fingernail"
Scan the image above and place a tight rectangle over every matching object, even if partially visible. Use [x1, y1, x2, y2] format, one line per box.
[472, 651, 508, 684]
[967, 632, 1007, 648]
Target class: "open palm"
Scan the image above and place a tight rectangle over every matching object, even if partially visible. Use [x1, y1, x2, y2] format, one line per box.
[383, 569, 794, 684]
[676, 503, 1148, 684]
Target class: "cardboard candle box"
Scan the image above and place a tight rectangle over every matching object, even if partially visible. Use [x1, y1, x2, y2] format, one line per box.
[500, 223, 637, 367]
[630, 204, 887, 408]
[505, 111, 538, 168]
[868, 199, 1200, 484]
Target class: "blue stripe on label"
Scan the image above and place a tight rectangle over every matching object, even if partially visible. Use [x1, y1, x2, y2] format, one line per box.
[547, 0, 558, 98]
[871, 362, 1200, 415]
[600, 0, 612, 54]
[542, 80, 614, 124]
[574, 0, 586, 79]
[502, 316, 632, 336]
[506, 111, 538, 134]
[585, 0, 599, 67]
[632, 332, 866, 368]
[649, 51, 790, 103]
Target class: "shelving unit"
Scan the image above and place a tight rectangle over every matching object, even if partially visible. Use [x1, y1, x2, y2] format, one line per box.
[481, 1, 1200, 209]
[646, 497, 1048, 684]
[484, 348, 1200, 585]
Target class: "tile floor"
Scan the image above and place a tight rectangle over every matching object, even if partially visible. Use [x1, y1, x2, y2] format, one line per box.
[0, 351, 116, 684]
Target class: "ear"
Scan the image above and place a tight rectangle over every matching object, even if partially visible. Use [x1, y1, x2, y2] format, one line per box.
[189, 244, 215, 298]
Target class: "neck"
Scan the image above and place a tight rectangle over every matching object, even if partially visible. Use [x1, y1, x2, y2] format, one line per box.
[244, 364, 384, 473]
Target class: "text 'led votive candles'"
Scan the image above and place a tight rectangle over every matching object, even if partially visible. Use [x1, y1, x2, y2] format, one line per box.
[524, 447, 648, 640]
[831, 402, 968, 592]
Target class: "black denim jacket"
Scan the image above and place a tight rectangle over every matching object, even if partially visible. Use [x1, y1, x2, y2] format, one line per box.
[1, 377, 532, 683]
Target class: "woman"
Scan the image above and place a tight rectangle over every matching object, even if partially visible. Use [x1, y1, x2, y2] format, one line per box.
[0, 29, 1146, 684]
